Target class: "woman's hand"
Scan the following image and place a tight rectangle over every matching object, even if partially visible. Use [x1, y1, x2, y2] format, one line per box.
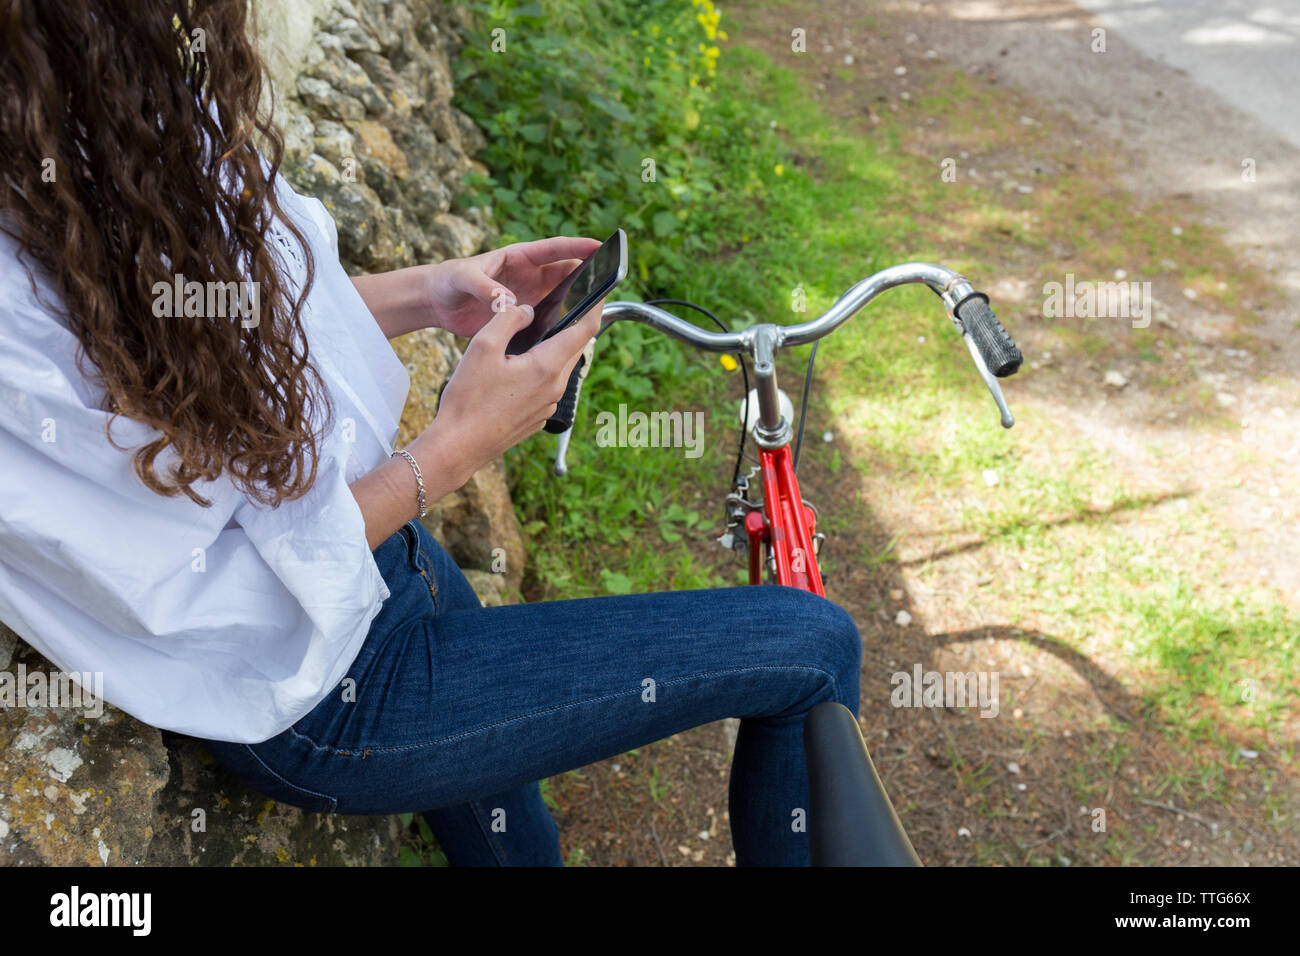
[414, 296, 604, 480]
[426, 235, 602, 338]
[350, 281, 602, 549]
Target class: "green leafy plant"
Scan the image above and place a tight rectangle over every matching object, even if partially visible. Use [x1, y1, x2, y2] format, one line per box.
[454, 0, 799, 597]
[456, 0, 728, 273]
[398, 812, 449, 866]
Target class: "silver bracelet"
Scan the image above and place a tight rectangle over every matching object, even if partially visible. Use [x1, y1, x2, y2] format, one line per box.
[392, 448, 427, 519]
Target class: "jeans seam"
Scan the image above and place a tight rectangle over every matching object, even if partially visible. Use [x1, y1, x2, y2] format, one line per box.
[404, 520, 439, 611]
[282, 662, 841, 756]
[469, 798, 511, 864]
[417, 543, 439, 611]
[242, 743, 338, 813]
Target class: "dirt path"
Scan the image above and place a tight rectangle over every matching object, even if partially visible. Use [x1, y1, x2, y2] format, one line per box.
[1068, 0, 1300, 152]
[931, 2, 1300, 606]
[901, 0, 1300, 602]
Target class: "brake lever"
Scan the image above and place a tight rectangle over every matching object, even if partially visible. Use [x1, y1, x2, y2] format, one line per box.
[550, 334, 602, 477]
[961, 331, 1015, 428]
[554, 425, 575, 476]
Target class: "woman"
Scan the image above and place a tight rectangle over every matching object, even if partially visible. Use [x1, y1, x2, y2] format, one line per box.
[0, 0, 861, 865]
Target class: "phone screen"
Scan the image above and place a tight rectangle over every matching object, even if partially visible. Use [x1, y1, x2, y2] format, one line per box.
[505, 230, 625, 355]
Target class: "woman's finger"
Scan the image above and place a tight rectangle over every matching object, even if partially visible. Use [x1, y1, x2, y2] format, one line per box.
[528, 299, 602, 374]
[453, 262, 516, 311]
[508, 235, 602, 266]
[472, 301, 534, 353]
[534, 258, 584, 290]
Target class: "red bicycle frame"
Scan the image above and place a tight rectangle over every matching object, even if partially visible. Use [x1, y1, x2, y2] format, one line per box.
[743, 445, 824, 595]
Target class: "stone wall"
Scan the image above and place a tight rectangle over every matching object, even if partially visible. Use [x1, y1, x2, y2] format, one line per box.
[0, 0, 519, 866]
[271, 0, 526, 602]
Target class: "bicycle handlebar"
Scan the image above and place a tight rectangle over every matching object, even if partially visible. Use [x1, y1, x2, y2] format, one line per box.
[547, 262, 1022, 448]
[596, 262, 976, 350]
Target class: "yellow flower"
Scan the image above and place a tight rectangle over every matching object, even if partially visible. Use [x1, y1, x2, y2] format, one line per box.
[689, 76, 698, 87]
[719, 354, 738, 371]
[774, 164, 784, 176]
[643, 56, 650, 66]
[742, 235, 750, 242]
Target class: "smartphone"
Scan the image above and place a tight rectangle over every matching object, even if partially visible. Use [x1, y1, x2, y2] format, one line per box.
[505, 228, 627, 355]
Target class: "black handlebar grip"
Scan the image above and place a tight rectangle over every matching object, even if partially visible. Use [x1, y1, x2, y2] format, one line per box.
[543, 355, 587, 434]
[955, 293, 1022, 377]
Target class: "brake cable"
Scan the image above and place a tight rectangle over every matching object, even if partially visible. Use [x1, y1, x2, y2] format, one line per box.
[791, 339, 819, 473]
[636, 298, 818, 479]
[643, 298, 750, 487]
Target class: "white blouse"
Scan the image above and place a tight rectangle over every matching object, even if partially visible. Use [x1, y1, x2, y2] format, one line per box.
[0, 176, 412, 744]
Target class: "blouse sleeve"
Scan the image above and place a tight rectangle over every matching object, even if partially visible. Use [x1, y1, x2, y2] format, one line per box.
[296, 193, 341, 258]
[0, 239, 390, 744]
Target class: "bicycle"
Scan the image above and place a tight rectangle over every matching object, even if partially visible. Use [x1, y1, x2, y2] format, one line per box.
[544, 262, 1023, 865]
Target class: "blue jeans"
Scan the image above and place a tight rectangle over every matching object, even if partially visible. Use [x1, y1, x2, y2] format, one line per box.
[197, 518, 861, 865]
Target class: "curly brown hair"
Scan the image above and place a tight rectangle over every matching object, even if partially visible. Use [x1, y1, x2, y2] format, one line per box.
[1, 0, 330, 508]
